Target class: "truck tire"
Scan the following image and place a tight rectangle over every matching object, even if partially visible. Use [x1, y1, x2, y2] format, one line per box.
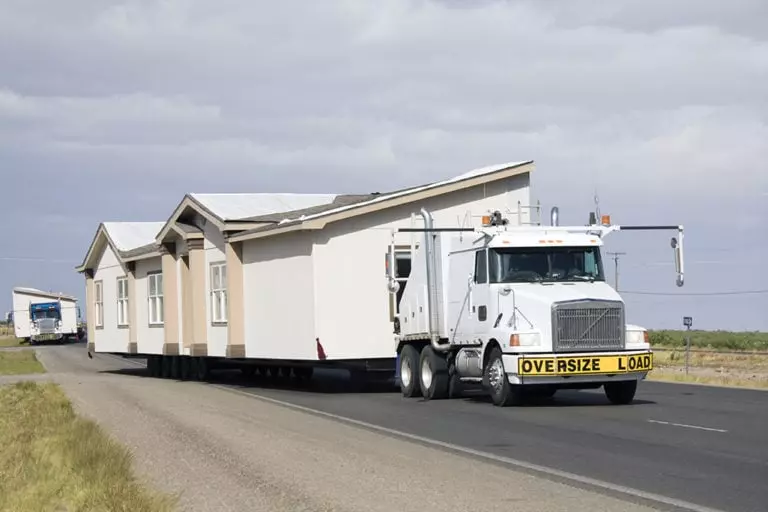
[399, 344, 422, 398]
[604, 380, 637, 405]
[419, 345, 450, 400]
[483, 346, 524, 407]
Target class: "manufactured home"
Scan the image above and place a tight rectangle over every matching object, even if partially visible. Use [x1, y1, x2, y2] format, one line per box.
[77, 160, 536, 380]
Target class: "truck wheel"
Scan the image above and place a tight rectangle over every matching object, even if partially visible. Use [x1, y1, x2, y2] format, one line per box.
[419, 346, 450, 400]
[604, 380, 637, 405]
[483, 346, 523, 407]
[399, 344, 422, 398]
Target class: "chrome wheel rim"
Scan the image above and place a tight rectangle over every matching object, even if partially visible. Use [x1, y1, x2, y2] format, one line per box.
[488, 358, 505, 392]
[400, 357, 412, 388]
[421, 357, 433, 390]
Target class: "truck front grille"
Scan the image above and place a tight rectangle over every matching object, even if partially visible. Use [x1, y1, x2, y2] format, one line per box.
[35, 318, 57, 334]
[551, 300, 625, 353]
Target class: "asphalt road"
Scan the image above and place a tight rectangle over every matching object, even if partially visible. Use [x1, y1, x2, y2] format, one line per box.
[103, 351, 767, 512]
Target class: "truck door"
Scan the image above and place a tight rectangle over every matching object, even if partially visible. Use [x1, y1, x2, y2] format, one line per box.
[470, 249, 491, 340]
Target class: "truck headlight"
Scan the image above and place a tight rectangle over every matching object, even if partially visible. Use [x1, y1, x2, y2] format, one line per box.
[626, 329, 650, 346]
[510, 332, 541, 347]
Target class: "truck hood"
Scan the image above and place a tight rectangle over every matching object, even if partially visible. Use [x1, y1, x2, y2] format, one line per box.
[500, 282, 624, 349]
[505, 281, 622, 306]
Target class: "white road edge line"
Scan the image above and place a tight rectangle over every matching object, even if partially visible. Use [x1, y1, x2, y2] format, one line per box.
[106, 354, 726, 512]
[648, 419, 728, 433]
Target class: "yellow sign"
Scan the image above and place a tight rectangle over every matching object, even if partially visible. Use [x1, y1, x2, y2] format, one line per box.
[517, 353, 653, 376]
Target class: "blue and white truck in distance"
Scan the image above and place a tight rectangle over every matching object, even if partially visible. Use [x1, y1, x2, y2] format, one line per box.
[388, 207, 685, 407]
[11, 287, 80, 344]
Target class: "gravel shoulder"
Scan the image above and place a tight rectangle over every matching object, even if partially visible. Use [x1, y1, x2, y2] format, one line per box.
[25, 346, 665, 512]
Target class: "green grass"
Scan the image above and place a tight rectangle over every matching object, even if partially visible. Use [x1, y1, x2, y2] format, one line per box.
[0, 381, 177, 512]
[649, 330, 768, 352]
[0, 350, 46, 375]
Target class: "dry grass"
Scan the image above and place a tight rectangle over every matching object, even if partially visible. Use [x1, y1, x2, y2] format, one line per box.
[0, 336, 24, 348]
[649, 329, 768, 352]
[0, 350, 46, 375]
[650, 349, 768, 390]
[0, 381, 177, 512]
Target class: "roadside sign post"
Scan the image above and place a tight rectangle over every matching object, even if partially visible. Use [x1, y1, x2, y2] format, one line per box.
[683, 316, 693, 375]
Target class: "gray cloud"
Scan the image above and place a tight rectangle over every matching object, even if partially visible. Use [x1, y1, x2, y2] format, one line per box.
[1, 0, 766, 329]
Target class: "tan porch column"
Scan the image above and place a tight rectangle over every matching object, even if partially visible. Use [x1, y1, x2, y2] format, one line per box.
[225, 241, 245, 358]
[188, 237, 208, 356]
[85, 269, 95, 353]
[180, 253, 193, 350]
[160, 243, 180, 355]
[126, 262, 138, 354]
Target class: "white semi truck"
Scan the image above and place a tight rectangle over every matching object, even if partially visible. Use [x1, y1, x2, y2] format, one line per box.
[11, 287, 80, 344]
[388, 208, 684, 406]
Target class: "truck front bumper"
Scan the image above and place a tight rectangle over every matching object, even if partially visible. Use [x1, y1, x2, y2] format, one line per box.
[503, 350, 653, 385]
[31, 332, 63, 342]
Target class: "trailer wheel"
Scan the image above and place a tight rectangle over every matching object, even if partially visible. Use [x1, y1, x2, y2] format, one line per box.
[483, 346, 523, 407]
[419, 346, 450, 400]
[398, 344, 422, 398]
[196, 357, 210, 381]
[147, 355, 159, 377]
[180, 357, 191, 380]
[294, 367, 313, 381]
[161, 356, 172, 379]
[604, 380, 637, 405]
[188, 357, 199, 380]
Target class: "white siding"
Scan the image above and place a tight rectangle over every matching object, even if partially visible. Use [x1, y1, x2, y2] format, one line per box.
[243, 173, 530, 361]
[242, 232, 316, 359]
[92, 245, 129, 353]
[135, 256, 164, 354]
[204, 222, 228, 356]
[312, 174, 529, 360]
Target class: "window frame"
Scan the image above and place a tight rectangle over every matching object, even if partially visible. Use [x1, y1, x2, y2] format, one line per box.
[147, 271, 164, 327]
[94, 280, 103, 329]
[116, 276, 129, 328]
[210, 261, 228, 325]
[474, 249, 488, 284]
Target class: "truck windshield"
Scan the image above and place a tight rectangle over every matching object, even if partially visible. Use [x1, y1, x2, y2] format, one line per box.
[488, 246, 605, 283]
[32, 309, 60, 320]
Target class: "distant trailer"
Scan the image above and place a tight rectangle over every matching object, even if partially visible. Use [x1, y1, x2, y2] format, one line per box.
[11, 287, 80, 344]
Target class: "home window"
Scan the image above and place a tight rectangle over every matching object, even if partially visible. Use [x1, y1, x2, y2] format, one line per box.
[94, 280, 103, 328]
[210, 262, 227, 323]
[116, 276, 128, 327]
[148, 272, 164, 326]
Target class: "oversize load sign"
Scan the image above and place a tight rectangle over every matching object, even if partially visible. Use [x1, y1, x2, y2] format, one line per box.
[518, 353, 653, 376]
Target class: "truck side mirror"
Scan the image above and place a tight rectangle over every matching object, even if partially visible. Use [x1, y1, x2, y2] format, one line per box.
[671, 236, 684, 287]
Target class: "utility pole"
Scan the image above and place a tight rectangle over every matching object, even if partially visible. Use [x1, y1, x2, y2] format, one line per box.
[607, 251, 626, 291]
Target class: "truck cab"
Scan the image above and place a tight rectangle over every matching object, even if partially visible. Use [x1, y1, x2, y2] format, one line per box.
[28, 301, 65, 343]
[391, 208, 683, 407]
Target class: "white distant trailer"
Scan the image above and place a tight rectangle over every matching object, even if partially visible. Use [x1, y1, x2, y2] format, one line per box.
[11, 287, 80, 344]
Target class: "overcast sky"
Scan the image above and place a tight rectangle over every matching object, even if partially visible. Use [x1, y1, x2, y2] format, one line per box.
[1, 0, 766, 331]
